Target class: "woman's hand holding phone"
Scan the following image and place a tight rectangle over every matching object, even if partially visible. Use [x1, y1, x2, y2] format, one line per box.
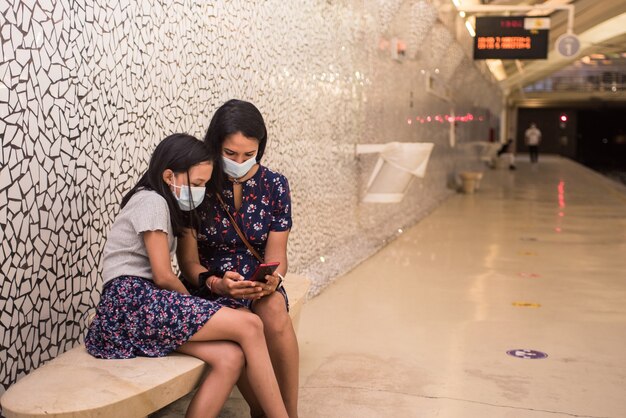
[248, 262, 278, 282]
[215, 267, 281, 300]
[246, 262, 281, 298]
[254, 270, 282, 298]
[215, 271, 263, 299]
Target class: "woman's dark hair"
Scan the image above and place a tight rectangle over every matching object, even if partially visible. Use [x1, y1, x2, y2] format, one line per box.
[121, 133, 214, 237]
[203, 99, 267, 188]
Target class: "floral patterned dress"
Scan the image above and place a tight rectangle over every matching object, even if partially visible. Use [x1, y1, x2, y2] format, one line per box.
[195, 165, 292, 309]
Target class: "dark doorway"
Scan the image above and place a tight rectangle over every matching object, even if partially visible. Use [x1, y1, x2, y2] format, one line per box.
[517, 107, 626, 170]
[577, 109, 626, 170]
[517, 108, 577, 159]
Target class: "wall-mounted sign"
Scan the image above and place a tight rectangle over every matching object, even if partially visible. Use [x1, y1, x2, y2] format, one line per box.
[555, 33, 581, 58]
[474, 16, 550, 60]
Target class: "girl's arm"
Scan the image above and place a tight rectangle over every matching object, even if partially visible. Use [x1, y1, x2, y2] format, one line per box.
[176, 227, 259, 296]
[176, 228, 208, 288]
[144, 230, 190, 294]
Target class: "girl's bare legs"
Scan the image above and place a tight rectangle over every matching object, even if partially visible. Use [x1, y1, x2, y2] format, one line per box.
[237, 293, 299, 418]
[176, 341, 245, 418]
[189, 307, 288, 418]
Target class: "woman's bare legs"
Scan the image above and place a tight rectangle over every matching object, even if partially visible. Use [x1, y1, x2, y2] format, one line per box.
[176, 341, 244, 418]
[189, 307, 289, 418]
[237, 293, 300, 418]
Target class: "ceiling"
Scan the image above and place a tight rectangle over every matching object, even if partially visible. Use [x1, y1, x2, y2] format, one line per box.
[454, 0, 626, 106]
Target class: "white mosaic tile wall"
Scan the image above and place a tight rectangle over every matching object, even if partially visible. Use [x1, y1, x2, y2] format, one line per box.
[0, 0, 501, 395]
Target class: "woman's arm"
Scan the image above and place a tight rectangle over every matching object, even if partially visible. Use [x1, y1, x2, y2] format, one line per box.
[144, 230, 190, 294]
[264, 230, 289, 276]
[263, 230, 289, 290]
[263, 172, 291, 283]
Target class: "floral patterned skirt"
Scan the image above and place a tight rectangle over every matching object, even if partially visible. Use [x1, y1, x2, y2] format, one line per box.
[85, 276, 223, 359]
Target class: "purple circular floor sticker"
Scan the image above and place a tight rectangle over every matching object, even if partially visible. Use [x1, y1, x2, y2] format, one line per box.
[506, 349, 548, 359]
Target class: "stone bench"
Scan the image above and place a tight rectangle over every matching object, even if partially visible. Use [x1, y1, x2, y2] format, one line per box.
[0, 274, 311, 418]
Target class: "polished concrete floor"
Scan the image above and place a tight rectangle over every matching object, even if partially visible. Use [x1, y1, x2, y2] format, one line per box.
[296, 157, 626, 418]
[157, 156, 626, 417]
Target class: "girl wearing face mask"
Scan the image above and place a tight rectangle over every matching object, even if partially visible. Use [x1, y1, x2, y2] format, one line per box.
[85, 134, 289, 418]
[177, 100, 299, 417]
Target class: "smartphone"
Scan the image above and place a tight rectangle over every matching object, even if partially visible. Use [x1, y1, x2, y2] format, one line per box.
[249, 262, 280, 283]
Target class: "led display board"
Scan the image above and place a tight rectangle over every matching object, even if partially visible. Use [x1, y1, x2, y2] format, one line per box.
[473, 16, 549, 60]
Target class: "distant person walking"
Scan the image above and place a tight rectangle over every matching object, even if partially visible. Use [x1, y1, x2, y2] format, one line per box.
[525, 123, 542, 163]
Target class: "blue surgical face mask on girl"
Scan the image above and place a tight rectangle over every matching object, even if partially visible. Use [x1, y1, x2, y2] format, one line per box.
[171, 176, 205, 211]
[222, 154, 257, 179]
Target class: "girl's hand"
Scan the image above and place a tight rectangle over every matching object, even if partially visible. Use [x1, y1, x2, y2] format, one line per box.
[215, 271, 263, 299]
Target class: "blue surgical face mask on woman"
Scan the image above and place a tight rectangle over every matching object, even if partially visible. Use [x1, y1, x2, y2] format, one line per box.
[171, 177, 205, 211]
[222, 155, 257, 179]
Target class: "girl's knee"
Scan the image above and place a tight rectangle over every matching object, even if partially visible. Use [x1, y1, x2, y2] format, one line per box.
[239, 311, 265, 337]
[213, 342, 245, 374]
[223, 342, 246, 368]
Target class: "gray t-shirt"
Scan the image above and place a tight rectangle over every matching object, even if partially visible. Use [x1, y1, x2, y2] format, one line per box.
[102, 189, 177, 285]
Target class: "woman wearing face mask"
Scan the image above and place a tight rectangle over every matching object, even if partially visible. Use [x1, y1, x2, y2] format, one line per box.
[177, 100, 299, 417]
[85, 134, 289, 418]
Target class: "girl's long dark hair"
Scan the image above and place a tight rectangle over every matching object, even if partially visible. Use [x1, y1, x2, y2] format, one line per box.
[203, 99, 268, 189]
[121, 133, 214, 237]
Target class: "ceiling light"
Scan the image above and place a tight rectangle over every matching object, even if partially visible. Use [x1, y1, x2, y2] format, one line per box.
[465, 20, 475, 37]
